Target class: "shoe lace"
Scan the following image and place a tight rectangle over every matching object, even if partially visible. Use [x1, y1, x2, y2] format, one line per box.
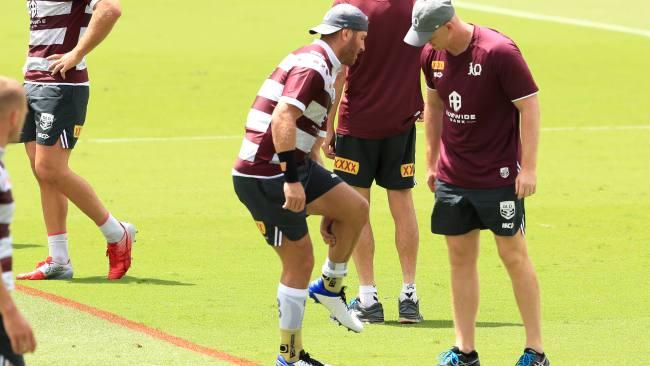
[348, 296, 360, 309]
[300, 352, 325, 366]
[438, 350, 460, 366]
[337, 286, 348, 305]
[516, 353, 534, 366]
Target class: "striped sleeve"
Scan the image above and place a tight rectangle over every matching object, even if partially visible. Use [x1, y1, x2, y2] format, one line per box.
[279, 68, 325, 112]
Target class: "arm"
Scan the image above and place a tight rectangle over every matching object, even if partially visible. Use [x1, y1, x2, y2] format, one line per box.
[513, 94, 541, 199]
[321, 66, 347, 159]
[424, 89, 444, 192]
[49, 0, 122, 79]
[271, 102, 307, 213]
[0, 283, 36, 355]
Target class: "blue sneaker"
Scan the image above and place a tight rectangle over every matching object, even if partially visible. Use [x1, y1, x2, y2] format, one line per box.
[276, 351, 329, 366]
[437, 347, 480, 366]
[515, 348, 550, 366]
[308, 278, 363, 333]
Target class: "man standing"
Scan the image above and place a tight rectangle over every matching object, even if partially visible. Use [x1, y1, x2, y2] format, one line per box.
[404, 0, 550, 365]
[17, 0, 136, 281]
[0, 76, 38, 366]
[325, 0, 424, 324]
[233, 5, 369, 365]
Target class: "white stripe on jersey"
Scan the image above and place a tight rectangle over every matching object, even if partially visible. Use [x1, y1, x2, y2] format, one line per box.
[303, 101, 328, 127]
[245, 109, 272, 132]
[278, 54, 298, 72]
[296, 129, 317, 153]
[30, 27, 67, 46]
[23, 57, 52, 72]
[34, 1, 73, 17]
[237, 138, 259, 162]
[0, 238, 11, 259]
[294, 53, 331, 90]
[2, 272, 14, 291]
[0, 203, 15, 224]
[278, 96, 306, 112]
[89, 0, 101, 11]
[257, 79, 284, 102]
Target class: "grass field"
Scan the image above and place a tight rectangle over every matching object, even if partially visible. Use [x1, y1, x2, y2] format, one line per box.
[1, 0, 650, 365]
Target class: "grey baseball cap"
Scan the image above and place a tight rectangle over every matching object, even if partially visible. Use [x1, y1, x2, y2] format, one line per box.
[404, 0, 455, 47]
[309, 4, 369, 35]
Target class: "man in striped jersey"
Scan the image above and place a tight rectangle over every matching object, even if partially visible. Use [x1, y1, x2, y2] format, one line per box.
[0, 77, 37, 366]
[17, 0, 136, 281]
[233, 4, 369, 366]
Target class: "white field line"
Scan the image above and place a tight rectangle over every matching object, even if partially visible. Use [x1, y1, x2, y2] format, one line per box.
[454, 1, 650, 38]
[86, 125, 650, 144]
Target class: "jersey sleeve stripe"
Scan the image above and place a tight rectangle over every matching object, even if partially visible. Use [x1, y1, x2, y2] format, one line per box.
[303, 101, 328, 127]
[511, 91, 539, 102]
[257, 79, 284, 102]
[278, 96, 306, 112]
[245, 109, 272, 132]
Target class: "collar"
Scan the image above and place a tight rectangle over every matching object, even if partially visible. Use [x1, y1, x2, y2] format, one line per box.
[313, 39, 342, 72]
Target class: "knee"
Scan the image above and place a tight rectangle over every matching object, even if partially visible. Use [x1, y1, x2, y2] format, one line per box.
[34, 161, 63, 185]
[497, 246, 527, 270]
[448, 251, 477, 269]
[352, 196, 370, 225]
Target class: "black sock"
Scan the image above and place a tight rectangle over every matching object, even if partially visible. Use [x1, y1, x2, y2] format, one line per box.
[524, 348, 545, 357]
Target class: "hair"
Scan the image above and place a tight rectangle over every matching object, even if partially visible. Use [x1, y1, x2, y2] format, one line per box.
[0, 77, 25, 116]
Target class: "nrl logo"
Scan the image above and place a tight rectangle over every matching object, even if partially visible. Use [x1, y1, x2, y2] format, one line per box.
[40, 113, 54, 130]
[500, 201, 516, 220]
[500, 167, 510, 178]
[29, 0, 38, 18]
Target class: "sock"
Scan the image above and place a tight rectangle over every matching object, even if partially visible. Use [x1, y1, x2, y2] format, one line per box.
[48, 233, 69, 264]
[277, 284, 306, 363]
[453, 347, 479, 359]
[524, 348, 545, 357]
[399, 283, 418, 302]
[321, 258, 347, 293]
[99, 214, 124, 244]
[359, 285, 378, 306]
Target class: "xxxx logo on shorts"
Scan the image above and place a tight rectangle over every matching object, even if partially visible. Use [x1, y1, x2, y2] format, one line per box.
[401, 163, 415, 177]
[334, 157, 359, 175]
[255, 221, 266, 235]
[73, 125, 83, 138]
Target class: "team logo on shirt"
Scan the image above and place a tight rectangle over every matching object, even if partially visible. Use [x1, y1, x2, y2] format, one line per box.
[468, 62, 482, 76]
[401, 163, 415, 178]
[29, 0, 38, 18]
[334, 157, 359, 175]
[449, 91, 462, 112]
[500, 201, 516, 220]
[39, 113, 54, 130]
[500, 167, 510, 178]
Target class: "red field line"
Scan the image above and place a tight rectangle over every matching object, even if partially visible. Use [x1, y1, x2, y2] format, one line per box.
[16, 284, 261, 366]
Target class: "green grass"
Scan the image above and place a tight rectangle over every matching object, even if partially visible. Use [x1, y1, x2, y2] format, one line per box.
[1, 0, 650, 364]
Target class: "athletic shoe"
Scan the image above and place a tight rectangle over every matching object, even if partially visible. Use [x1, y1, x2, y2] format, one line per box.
[437, 347, 480, 366]
[515, 348, 550, 366]
[348, 297, 385, 324]
[308, 278, 363, 333]
[16, 256, 73, 280]
[106, 222, 137, 280]
[398, 297, 424, 324]
[276, 351, 330, 366]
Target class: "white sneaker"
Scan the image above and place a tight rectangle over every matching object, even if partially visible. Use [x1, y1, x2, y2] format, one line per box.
[308, 278, 363, 333]
[17, 256, 73, 280]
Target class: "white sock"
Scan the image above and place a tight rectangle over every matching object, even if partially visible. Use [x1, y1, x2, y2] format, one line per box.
[359, 285, 378, 306]
[99, 214, 125, 244]
[277, 284, 307, 330]
[48, 233, 69, 264]
[399, 283, 418, 302]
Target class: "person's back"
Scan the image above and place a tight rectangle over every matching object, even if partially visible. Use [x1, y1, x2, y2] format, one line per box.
[336, 0, 424, 138]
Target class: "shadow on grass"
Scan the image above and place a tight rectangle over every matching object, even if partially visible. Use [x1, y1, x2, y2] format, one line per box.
[383, 319, 522, 329]
[68, 276, 195, 286]
[13, 243, 43, 250]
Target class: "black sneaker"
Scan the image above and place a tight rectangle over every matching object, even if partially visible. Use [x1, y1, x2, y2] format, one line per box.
[398, 298, 424, 323]
[348, 297, 385, 323]
[276, 350, 329, 366]
[515, 348, 550, 366]
[437, 347, 480, 366]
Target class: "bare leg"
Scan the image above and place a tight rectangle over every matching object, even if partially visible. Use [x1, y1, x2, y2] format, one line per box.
[495, 232, 544, 353]
[446, 230, 481, 353]
[387, 188, 419, 285]
[345, 187, 375, 286]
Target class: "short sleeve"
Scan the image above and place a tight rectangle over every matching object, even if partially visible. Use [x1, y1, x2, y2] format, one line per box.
[420, 45, 436, 90]
[495, 42, 538, 102]
[279, 68, 325, 112]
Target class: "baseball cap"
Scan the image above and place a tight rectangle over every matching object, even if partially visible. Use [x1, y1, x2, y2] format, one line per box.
[309, 4, 369, 35]
[404, 0, 455, 47]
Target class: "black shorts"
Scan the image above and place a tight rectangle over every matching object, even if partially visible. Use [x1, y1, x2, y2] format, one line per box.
[0, 316, 25, 366]
[21, 83, 89, 149]
[431, 179, 525, 237]
[333, 126, 416, 190]
[233, 159, 343, 246]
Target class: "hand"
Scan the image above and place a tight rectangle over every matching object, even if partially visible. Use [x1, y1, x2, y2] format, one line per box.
[515, 168, 537, 199]
[282, 182, 306, 212]
[320, 217, 336, 246]
[2, 307, 36, 355]
[48, 50, 84, 80]
[426, 167, 437, 192]
[321, 133, 335, 160]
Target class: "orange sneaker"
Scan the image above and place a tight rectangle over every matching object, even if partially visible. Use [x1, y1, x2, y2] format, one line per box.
[106, 222, 137, 280]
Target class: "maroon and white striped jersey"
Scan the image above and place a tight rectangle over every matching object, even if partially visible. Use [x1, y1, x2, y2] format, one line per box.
[232, 40, 340, 178]
[23, 0, 101, 85]
[0, 150, 15, 291]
